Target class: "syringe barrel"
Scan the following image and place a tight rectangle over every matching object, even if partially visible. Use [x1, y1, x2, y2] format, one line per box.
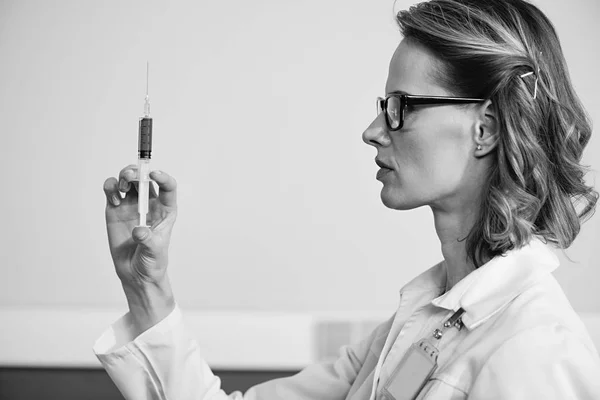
[138, 117, 153, 159]
[138, 159, 151, 227]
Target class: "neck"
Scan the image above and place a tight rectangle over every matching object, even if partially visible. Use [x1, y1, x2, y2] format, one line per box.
[432, 206, 479, 292]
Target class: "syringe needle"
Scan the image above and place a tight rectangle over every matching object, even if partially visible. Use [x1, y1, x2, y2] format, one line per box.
[144, 62, 151, 117]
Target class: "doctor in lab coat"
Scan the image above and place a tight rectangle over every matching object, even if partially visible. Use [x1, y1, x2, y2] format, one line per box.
[96, 0, 600, 398]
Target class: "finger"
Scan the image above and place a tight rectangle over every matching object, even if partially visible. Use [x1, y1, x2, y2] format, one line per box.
[149, 180, 158, 198]
[132, 226, 164, 255]
[132, 225, 153, 245]
[103, 177, 122, 207]
[126, 179, 139, 200]
[118, 165, 138, 194]
[150, 170, 177, 208]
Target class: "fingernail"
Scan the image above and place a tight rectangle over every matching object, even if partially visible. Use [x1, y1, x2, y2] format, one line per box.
[112, 195, 121, 206]
[138, 229, 149, 241]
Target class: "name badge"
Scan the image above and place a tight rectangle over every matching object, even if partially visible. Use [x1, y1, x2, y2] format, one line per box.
[382, 339, 438, 400]
[380, 308, 465, 400]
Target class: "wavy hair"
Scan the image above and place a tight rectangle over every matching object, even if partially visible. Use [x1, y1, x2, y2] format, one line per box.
[396, 0, 598, 267]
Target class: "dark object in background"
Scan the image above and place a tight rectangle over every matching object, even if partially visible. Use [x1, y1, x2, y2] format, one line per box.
[0, 367, 298, 400]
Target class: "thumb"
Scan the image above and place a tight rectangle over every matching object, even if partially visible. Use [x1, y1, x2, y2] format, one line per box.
[132, 226, 153, 246]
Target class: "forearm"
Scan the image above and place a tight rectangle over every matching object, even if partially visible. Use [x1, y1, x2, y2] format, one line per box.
[122, 275, 176, 337]
[94, 288, 233, 400]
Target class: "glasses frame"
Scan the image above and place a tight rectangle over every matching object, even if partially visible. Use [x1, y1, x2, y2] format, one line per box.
[376, 93, 487, 131]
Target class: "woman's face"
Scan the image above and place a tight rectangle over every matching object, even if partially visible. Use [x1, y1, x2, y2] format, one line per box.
[363, 38, 486, 212]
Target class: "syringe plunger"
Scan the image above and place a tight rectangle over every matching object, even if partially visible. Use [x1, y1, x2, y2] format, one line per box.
[138, 159, 150, 227]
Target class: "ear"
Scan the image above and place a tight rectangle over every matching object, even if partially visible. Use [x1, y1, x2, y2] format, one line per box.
[474, 100, 499, 157]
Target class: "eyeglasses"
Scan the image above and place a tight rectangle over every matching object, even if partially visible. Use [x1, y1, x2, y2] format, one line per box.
[376, 93, 486, 131]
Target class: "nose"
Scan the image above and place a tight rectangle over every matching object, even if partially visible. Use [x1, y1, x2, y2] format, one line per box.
[362, 113, 391, 148]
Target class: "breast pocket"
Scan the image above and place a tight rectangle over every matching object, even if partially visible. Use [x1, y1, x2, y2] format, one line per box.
[415, 377, 468, 400]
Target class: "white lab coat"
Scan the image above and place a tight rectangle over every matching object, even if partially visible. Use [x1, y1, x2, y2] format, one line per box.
[94, 237, 600, 399]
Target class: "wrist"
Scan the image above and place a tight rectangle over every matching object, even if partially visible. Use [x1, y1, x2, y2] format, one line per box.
[123, 276, 176, 336]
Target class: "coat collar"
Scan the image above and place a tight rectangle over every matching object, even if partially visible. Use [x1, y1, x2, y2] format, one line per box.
[400, 236, 560, 330]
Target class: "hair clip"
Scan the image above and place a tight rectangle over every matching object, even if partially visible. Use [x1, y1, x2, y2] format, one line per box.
[520, 52, 542, 100]
[520, 69, 539, 99]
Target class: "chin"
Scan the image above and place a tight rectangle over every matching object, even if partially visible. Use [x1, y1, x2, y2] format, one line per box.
[380, 187, 423, 210]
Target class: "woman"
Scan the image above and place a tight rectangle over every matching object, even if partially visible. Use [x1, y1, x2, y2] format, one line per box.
[95, 0, 600, 398]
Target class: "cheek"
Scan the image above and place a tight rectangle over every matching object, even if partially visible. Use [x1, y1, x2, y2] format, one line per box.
[428, 148, 468, 185]
[394, 113, 470, 185]
[427, 134, 471, 186]
[391, 137, 426, 177]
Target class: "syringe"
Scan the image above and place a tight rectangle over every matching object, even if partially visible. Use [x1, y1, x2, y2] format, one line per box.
[138, 62, 153, 227]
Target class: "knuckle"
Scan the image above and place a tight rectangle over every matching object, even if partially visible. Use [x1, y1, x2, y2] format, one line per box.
[119, 179, 130, 192]
[120, 165, 138, 179]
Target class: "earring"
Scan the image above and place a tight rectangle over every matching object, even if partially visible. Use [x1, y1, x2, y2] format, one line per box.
[476, 145, 482, 150]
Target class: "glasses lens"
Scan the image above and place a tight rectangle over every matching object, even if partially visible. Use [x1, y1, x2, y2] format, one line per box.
[376, 97, 384, 115]
[387, 96, 401, 130]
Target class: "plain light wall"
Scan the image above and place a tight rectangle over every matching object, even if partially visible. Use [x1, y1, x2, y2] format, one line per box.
[0, 0, 598, 315]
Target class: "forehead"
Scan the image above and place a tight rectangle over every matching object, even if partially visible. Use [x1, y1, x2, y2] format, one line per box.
[385, 38, 446, 96]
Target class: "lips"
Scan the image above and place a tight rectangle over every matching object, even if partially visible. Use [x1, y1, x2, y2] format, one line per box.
[376, 168, 393, 179]
[375, 158, 394, 180]
[375, 158, 393, 170]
